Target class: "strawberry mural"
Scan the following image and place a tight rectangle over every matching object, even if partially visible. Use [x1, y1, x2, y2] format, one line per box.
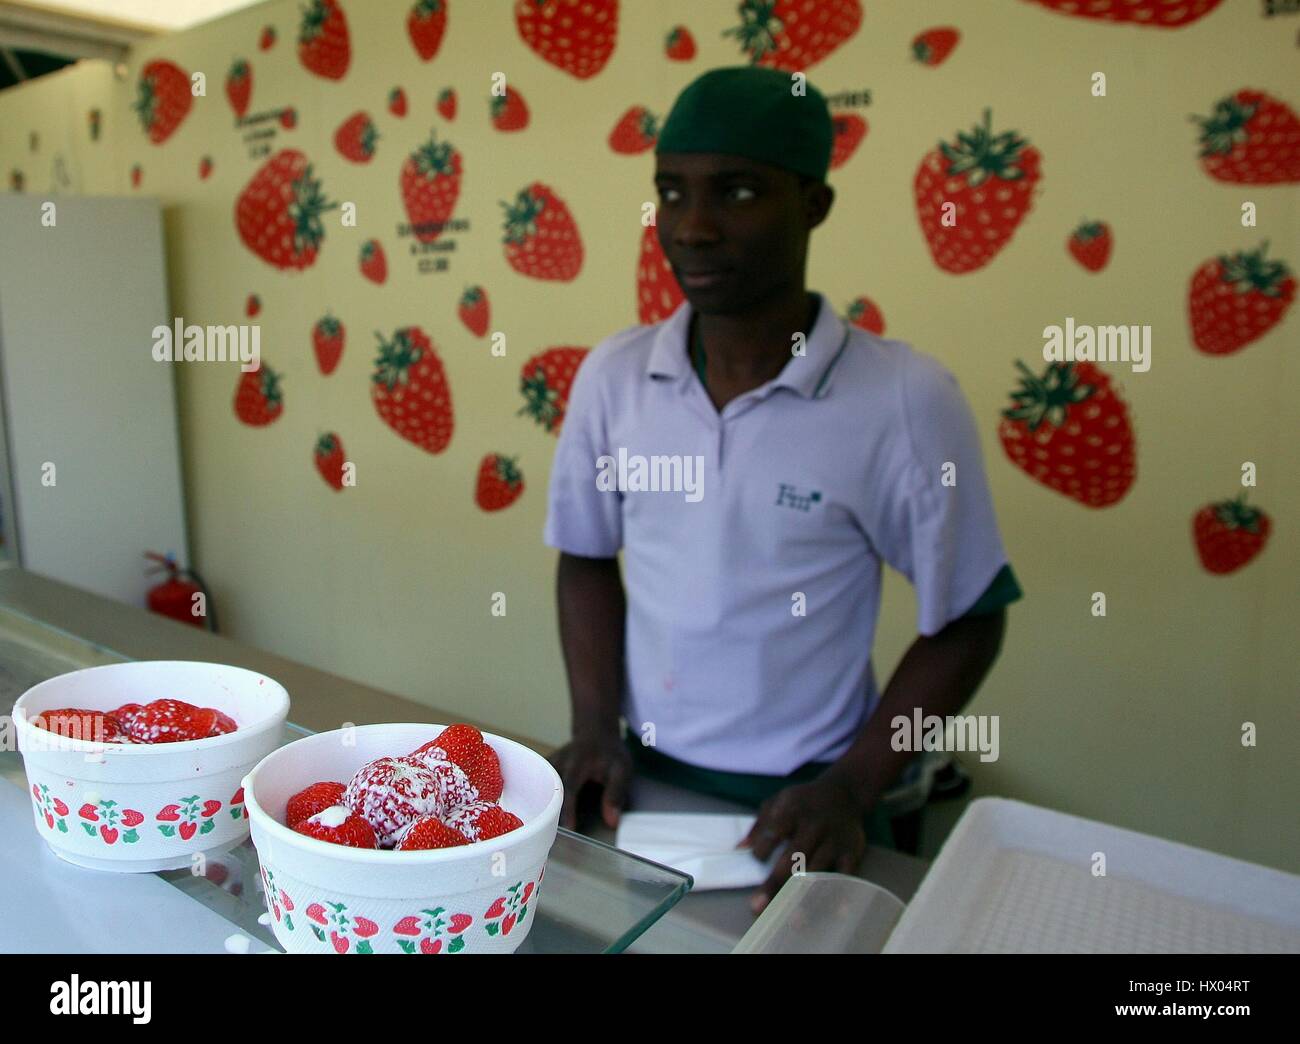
[394, 907, 473, 953]
[723, 0, 861, 71]
[458, 285, 490, 336]
[134, 60, 192, 144]
[226, 59, 252, 120]
[306, 900, 379, 953]
[279, 107, 298, 130]
[400, 131, 463, 243]
[436, 88, 457, 121]
[490, 87, 530, 132]
[199, 155, 214, 180]
[334, 112, 378, 163]
[1021, 0, 1224, 29]
[260, 25, 277, 51]
[609, 106, 658, 154]
[236, 150, 335, 270]
[298, 0, 350, 80]
[912, 27, 959, 66]
[1188, 242, 1295, 355]
[1068, 220, 1112, 273]
[360, 239, 388, 284]
[476, 454, 524, 512]
[846, 295, 885, 335]
[998, 360, 1136, 509]
[1192, 495, 1271, 575]
[1192, 90, 1300, 186]
[235, 365, 284, 426]
[636, 223, 685, 324]
[78, 798, 144, 845]
[501, 183, 584, 281]
[372, 327, 454, 454]
[389, 87, 408, 118]
[665, 25, 696, 61]
[829, 113, 867, 169]
[408, 0, 448, 61]
[519, 347, 588, 435]
[313, 314, 345, 373]
[315, 433, 348, 490]
[914, 109, 1042, 274]
[246, 293, 261, 318]
[156, 795, 221, 841]
[515, 0, 618, 80]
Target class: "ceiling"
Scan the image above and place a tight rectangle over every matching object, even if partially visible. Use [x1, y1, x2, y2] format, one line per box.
[7, 0, 266, 33]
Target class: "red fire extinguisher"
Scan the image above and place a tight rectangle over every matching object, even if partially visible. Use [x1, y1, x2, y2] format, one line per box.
[144, 551, 218, 632]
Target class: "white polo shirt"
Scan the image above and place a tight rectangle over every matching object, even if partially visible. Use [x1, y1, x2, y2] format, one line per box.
[543, 292, 1011, 775]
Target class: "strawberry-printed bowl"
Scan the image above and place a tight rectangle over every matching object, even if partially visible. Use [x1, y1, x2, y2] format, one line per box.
[243, 723, 563, 954]
[13, 661, 290, 873]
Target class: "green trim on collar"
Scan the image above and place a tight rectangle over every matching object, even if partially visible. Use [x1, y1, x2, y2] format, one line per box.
[961, 564, 1023, 618]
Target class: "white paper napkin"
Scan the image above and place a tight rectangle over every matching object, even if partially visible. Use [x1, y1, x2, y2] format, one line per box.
[615, 812, 779, 891]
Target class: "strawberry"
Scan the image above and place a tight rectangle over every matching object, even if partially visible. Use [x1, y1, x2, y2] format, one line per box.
[442, 801, 523, 842]
[518, 346, 588, 435]
[293, 805, 378, 848]
[121, 699, 217, 743]
[134, 60, 192, 144]
[1193, 90, 1300, 185]
[130, 164, 142, 188]
[490, 87, 530, 132]
[199, 155, 214, 180]
[394, 814, 470, 850]
[436, 87, 457, 121]
[313, 314, 345, 374]
[101, 826, 119, 845]
[458, 286, 490, 336]
[609, 106, 658, 154]
[665, 25, 696, 61]
[1068, 220, 1112, 272]
[1193, 495, 1270, 574]
[333, 112, 377, 163]
[998, 360, 1136, 509]
[314, 433, 347, 490]
[1024, 0, 1225, 29]
[286, 781, 347, 826]
[400, 130, 463, 244]
[235, 150, 335, 270]
[408, 0, 448, 61]
[112, 703, 144, 732]
[475, 454, 525, 512]
[120, 809, 146, 827]
[298, 0, 350, 81]
[279, 107, 297, 130]
[914, 109, 1042, 274]
[246, 293, 261, 317]
[418, 724, 503, 803]
[210, 710, 238, 735]
[1188, 242, 1295, 355]
[846, 295, 885, 335]
[30, 708, 123, 743]
[157, 804, 181, 822]
[260, 25, 277, 51]
[724, 0, 861, 71]
[636, 223, 685, 324]
[389, 87, 408, 118]
[912, 27, 959, 66]
[226, 59, 252, 119]
[234, 364, 284, 426]
[344, 757, 443, 846]
[360, 239, 388, 284]
[9, 169, 24, 193]
[501, 182, 584, 281]
[829, 113, 867, 169]
[371, 327, 454, 454]
[515, 0, 618, 79]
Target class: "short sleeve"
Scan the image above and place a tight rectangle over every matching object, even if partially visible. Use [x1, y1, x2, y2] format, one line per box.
[543, 349, 623, 557]
[875, 356, 1011, 637]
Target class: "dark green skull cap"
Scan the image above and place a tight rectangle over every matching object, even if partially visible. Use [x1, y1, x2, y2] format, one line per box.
[655, 65, 833, 183]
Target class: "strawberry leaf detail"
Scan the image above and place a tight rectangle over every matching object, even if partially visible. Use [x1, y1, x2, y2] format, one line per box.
[722, 0, 785, 63]
[1002, 360, 1095, 431]
[1193, 96, 1257, 158]
[518, 367, 562, 430]
[940, 109, 1030, 188]
[1218, 241, 1292, 298]
[372, 328, 423, 391]
[1213, 493, 1265, 533]
[500, 188, 545, 246]
[287, 165, 336, 261]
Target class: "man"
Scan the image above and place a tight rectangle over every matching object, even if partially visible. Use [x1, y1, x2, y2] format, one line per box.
[544, 66, 1021, 914]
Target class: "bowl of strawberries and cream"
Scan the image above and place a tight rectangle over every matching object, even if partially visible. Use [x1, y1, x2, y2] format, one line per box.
[13, 661, 289, 872]
[242, 723, 562, 954]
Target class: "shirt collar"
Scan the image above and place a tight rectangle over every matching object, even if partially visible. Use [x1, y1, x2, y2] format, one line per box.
[645, 291, 850, 400]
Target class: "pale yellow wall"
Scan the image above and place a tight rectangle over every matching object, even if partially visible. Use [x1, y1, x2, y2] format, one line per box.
[1, 1, 1296, 872]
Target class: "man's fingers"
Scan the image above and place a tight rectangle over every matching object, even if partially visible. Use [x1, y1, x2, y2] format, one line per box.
[558, 757, 600, 830]
[747, 801, 795, 862]
[601, 756, 631, 829]
[750, 842, 796, 915]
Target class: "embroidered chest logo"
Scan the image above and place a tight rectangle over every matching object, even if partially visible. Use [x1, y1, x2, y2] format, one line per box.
[776, 483, 821, 512]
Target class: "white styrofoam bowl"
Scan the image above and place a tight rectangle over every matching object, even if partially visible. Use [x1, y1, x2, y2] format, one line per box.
[13, 661, 289, 872]
[243, 723, 562, 954]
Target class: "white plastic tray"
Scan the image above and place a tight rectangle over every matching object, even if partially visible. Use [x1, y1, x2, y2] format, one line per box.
[884, 798, 1300, 954]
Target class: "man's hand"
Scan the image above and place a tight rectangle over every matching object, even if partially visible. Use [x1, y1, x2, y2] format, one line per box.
[547, 731, 633, 832]
[739, 775, 868, 915]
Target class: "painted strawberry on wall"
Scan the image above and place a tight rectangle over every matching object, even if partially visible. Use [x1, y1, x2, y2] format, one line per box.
[609, 106, 658, 154]
[1068, 220, 1112, 272]
[260, 25, 277, 51]
[998, 360, 1136, 509]
[372, 326, 454, 454]
[236, 150, 335, 270]
[846, 295, 884, 335]
[829, 113, 867, 169]
[490, 87, 530, 132]
[723, 0, 861, 71]
[299, 0, 350, 81]
[636, 222, 684, 324]
[400, 131, 463, 243]
[501, 182, 583, 281]
[912, 27, 959, 66]
[315, 433, 348, 490]
[437, 88, 457, 120]
[334, 112, 378, 163]
[134, 60, 192, 144]
[1192, 494, 1270, 574]
[360, 239, 387, 284]
[226, 59, 252, 120]
[1021, 0, 1224, 29]
[915, 109, 1042, 274]
[313, 314, 345, 373]
[458, 285, 490, 336]
[665, 25, 696, 61]
[1192, 90, 1300, 186]
[1188, 242, 1295, 355]
[476, 454, 525, 511]
[409, 0, 448, 62]
[389, 87, 408, 118]
[515, 0, 618, 80]
[235, 365, 284, 426]
[519, 347, 588, 435]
